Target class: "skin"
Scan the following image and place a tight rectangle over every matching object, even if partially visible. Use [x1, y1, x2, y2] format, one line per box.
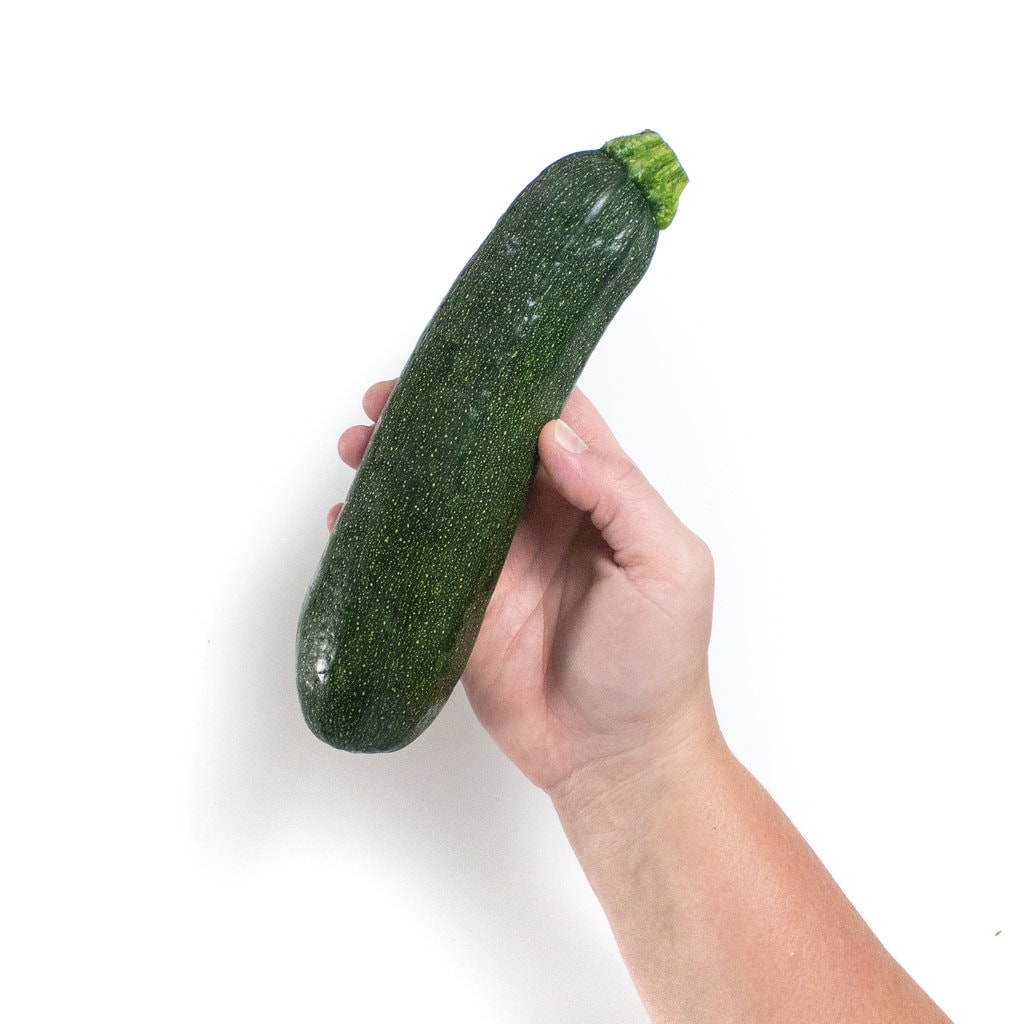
[331, 380, 953, 1024]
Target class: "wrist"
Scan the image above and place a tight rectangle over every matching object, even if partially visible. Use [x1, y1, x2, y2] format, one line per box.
[548, 702, 732, 855]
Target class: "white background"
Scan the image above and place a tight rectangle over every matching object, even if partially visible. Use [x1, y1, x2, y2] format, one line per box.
[2, 2, 1021, 1020]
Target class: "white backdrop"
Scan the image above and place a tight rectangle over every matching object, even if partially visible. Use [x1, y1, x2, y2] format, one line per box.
[3, 2, 1021, 1021]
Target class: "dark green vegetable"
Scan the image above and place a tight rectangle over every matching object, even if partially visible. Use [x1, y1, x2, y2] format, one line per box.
[297, 129, 687, 752]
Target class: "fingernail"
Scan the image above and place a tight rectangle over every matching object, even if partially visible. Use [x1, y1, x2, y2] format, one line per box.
[553, 418, 588, 453]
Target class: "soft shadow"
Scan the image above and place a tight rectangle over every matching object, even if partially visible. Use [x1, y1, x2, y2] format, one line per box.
[195, 488, 646, 1023]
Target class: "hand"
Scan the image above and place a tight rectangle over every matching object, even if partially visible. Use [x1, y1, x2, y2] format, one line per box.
[333, 381, 719, 795]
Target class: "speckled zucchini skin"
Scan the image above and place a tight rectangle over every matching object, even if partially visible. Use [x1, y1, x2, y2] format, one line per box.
[297, 145, 664, 752]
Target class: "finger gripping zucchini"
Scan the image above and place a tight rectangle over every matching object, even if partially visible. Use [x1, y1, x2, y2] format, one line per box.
[297, 130, 687, 752]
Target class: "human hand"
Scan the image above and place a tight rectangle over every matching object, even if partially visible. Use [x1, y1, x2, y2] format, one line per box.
[332, 381, 720, 797]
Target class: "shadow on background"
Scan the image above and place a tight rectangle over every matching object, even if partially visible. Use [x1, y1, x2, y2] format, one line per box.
[193, 483, 645, 1023]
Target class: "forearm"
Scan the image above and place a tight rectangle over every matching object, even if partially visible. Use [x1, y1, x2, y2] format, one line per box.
[551, 728, 951, 1024]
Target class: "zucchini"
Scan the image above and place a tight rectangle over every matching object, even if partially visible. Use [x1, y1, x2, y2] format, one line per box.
[297, 130, 687, 752]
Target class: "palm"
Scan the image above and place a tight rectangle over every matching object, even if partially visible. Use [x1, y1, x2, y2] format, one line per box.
[461, 463, 596, 784]
[463, 461, 702, 789]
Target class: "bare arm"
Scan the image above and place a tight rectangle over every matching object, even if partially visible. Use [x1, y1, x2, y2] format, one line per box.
[336, 382, 952, 1024]
[552, 733, 951, 1023]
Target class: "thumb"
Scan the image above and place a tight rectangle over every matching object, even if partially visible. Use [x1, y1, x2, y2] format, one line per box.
[537, 417, 685, 572]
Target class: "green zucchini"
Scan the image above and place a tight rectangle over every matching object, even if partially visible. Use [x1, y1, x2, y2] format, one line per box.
[297, 129, 687, 752]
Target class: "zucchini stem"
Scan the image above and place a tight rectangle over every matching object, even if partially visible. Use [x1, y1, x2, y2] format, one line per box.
[602, 130, 688, 230]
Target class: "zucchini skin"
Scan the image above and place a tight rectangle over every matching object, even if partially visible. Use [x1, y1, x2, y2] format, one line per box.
[298, 143, 666, 752]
